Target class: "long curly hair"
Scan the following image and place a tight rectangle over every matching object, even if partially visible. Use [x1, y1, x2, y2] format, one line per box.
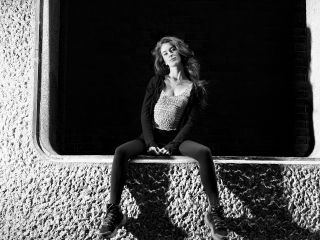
[151, 36, 208, 108]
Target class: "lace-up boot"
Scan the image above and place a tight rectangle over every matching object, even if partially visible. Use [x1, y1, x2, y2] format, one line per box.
[204, 205, 228, 240]
[99, 204, 127, 238]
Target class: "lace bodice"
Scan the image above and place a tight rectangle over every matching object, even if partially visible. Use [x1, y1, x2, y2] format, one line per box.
[153, 85, 192, 131]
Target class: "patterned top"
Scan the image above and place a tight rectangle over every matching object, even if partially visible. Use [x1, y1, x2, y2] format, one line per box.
[153, 84, 193, 131]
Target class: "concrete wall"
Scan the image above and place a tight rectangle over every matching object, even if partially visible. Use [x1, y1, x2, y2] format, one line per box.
[308, 1, 320, 157]
[1, 1, 320, 240]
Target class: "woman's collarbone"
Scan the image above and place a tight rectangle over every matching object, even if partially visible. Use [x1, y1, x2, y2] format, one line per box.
[163, 81, 192, 97]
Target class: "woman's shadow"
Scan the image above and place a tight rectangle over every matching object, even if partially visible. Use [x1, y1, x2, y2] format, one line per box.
[217, 163, 320, 240]
[124, 156, 188, 240]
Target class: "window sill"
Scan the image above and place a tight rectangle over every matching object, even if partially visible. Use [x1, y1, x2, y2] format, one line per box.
[33, 149, 320, 165]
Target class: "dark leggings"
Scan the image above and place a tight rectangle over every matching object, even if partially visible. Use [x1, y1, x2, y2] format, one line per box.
[110, 136, 219, 206]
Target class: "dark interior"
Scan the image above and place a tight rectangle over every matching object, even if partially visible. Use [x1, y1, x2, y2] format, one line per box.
[56, 0, 310, 156]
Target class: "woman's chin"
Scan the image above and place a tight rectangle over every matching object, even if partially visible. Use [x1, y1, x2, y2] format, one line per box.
[168, 61, 180, 68]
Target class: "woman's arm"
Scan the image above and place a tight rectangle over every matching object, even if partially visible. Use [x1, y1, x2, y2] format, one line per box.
[141, 76, 158, 148]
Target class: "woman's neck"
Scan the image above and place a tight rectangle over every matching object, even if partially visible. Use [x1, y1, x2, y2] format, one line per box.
[168, 65, 186, 83]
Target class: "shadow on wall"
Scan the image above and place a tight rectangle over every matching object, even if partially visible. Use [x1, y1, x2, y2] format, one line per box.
[48, 0, 60, 151]
[124, 163, 188, 240]
[218, 164, 320, 239]
[99, 163, 320, 239]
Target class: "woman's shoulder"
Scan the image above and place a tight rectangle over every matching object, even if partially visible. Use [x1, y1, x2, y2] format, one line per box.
[148, 74, 164, 84]
[144, 75, 165, 93]
[148, 74, 165, 88]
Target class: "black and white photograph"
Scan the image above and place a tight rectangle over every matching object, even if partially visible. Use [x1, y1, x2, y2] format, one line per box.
[0, 0, 320, 239]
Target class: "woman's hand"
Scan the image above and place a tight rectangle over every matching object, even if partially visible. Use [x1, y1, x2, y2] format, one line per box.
[158, 147, 171, 156]
[147, 146, 161, 155]
[147, 146, 171, 156]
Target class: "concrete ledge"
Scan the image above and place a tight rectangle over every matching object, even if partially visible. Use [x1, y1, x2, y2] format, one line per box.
[38, 153, 320, 165]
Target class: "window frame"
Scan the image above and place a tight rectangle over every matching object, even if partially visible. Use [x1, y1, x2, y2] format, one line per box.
[32, 0, 318, 164]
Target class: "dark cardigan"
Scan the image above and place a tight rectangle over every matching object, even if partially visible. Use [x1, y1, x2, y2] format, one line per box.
[139, 74, 204, 153]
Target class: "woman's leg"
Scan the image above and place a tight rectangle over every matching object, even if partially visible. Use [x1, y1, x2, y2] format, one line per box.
[179, 140, 227, 238]
[179, 140, 219, 207]
[109, 138, 146, 205]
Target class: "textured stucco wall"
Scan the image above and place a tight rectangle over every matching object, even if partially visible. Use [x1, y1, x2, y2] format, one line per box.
[1, 1, 320, 240]
[1, 162, 320, 240]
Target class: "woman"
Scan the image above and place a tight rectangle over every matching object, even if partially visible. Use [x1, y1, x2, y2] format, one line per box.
[99, 36, 228, 239]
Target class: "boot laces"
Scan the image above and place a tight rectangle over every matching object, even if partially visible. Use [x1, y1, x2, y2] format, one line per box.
[103, 204, 120, 229]
[209, 206, 227, 231]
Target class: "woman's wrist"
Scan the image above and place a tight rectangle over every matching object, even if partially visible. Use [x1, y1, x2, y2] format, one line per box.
[148, 141, 158, 148]
[163, 141, 179, 154]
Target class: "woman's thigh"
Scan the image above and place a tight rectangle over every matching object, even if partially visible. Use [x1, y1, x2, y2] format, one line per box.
[115, 138, 146, 159]
[178, 140, 212, 159]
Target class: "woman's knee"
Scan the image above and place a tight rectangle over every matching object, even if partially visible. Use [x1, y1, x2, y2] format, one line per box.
[114, 145, 129, 159]
[179, 141, 212, 160]
[195, 146, 212, 159]
[114, 139, 145, 161]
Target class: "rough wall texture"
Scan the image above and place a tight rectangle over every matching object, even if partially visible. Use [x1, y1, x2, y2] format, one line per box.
[1, 162, 320, 240]
[1, 1, 320, 240]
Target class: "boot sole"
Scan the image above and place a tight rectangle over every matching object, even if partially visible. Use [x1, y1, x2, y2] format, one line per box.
[99, 214, 127, 238]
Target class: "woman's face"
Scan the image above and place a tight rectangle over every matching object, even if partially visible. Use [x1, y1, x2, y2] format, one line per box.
[160, 42, 181, 68]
